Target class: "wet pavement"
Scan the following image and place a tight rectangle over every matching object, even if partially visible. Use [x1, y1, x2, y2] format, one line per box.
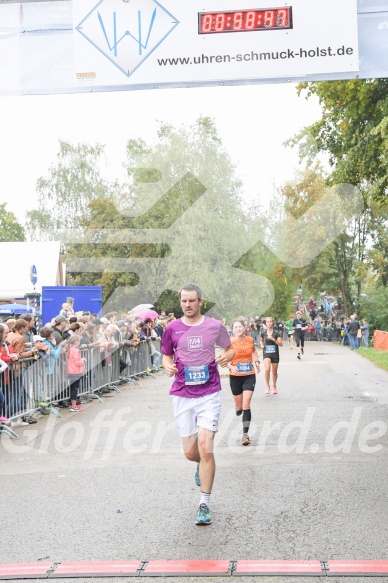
[1, 340, 388, 581]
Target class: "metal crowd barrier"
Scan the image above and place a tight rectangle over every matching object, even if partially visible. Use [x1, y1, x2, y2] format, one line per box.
[0, 340, 162, 438]
[305, 327, 318, 341]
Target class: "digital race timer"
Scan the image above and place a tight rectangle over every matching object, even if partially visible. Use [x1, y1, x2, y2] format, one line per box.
[199, 7, 292, 34]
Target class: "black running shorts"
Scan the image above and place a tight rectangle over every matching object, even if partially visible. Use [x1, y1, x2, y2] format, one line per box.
[230, 373, 256, 395]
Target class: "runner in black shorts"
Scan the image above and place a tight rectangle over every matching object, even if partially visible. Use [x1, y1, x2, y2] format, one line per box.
[228, 319, 260, 446]
[292, 310, 307, 360]
[260, 316, 282, 395]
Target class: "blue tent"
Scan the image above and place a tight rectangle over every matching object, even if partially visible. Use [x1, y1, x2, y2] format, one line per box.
[0, 303, 35, 316]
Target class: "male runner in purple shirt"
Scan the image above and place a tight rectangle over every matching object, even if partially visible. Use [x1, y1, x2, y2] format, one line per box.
[162, 283, 234, 526]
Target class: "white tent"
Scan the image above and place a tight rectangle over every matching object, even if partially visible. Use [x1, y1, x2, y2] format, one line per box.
[0, 242, 64, 300]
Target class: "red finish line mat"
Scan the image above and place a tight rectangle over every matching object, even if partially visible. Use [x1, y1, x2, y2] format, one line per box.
[2, 560, 388, 578]
[327, 561, 388, 576]
[49, 561, 141, 577]
[0, 563, 52, 579]
[233, 560, 323, 576]
[142, 560, 231, 576]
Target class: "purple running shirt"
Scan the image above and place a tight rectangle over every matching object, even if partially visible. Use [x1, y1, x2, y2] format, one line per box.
[161, 316, 232, 398]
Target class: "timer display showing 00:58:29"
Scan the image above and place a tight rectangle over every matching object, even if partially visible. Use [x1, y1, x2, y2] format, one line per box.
[199, 7, 292, 34]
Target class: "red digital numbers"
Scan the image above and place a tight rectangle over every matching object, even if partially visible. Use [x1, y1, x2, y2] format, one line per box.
[199, 7, 292, 34]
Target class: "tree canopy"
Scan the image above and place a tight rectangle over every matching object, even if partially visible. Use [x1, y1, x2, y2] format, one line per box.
[294, 78, 388, 202]
[0, 203, 25, 242]
[65, 118, 274, 319]
[284, 79, 388, 323]
[25, 140, 114, 241]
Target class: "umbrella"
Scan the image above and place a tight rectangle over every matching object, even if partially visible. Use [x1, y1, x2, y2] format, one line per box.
[134, 309, 159, 321]
[0, 303, 34, 315]
[131, 303, 154, 313]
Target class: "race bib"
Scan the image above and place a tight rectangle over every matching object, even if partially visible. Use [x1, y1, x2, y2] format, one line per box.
[237, 362, 253, 373]
[296, 324, 302, 329]
[265, 345, 277, 354]
[184, 365, 209, 385]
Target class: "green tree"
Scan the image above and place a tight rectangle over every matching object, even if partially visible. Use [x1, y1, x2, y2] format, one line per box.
[112, 117, 274, 319]
[286, 78, 388, 311]
[0, 203, 25, 241]
[65, 118, 274, 318]
[367, 197, 388, 287]
[25, 140, 114, 241]
[268, 163, 372, 314]
[65, 198, 139, 305]
[294, 79, 388, 201]
[358, 281, 388, 333]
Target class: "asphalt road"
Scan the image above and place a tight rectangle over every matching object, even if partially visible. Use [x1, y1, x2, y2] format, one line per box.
[1, 340, 388, 583]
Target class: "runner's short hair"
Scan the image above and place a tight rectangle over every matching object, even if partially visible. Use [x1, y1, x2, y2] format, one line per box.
[179, 283, 203, 299]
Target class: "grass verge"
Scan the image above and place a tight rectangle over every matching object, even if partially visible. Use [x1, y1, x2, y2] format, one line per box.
[356, 347, 388, 371]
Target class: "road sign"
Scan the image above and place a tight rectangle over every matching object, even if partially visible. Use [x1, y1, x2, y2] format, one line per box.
[30, 265, 38, 286]
[73, 0, 359, 87]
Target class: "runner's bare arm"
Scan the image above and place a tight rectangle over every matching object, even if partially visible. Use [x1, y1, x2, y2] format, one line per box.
[215, 346, 235, 368]
[252, 349, 261, 371]
[162, 354, 178, 377]
[267, 333, 283, 347]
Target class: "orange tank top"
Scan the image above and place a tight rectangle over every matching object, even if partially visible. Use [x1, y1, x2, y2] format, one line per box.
[230, 335, 255, 376]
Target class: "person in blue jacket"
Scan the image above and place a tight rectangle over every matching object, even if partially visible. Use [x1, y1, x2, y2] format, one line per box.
[40, 326, 65, 405]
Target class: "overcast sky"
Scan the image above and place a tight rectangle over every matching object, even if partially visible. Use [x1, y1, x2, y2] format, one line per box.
[0, 82, 322, 226]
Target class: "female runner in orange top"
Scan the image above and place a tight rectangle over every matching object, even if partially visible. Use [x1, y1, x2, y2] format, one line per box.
[227, 319, 260, 446]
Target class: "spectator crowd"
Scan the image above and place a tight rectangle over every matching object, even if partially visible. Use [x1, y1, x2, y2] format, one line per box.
[0, 300, 176, 426]
[0, 292, 372, 428]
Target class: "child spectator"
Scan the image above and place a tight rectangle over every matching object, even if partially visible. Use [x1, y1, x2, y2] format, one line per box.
[40, 326, 65, 406]
[66, 335, 86, 412]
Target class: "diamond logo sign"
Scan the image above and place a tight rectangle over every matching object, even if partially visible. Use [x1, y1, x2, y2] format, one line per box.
[75, 0, 179, 78]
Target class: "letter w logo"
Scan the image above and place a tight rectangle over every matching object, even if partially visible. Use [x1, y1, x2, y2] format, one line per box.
[75, 0, 179, 78]
[97, 8, 157, 56]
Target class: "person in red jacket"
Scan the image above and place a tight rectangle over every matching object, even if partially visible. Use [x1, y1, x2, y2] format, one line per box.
[0, 323, 19, 422]
[66, 335, 86, 412]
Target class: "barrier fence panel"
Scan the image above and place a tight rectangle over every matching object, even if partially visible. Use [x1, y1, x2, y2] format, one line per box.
[0, 341, 162, 426]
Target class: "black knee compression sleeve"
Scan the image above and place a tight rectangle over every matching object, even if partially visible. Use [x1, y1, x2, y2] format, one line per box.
[242, 409, 251, 434]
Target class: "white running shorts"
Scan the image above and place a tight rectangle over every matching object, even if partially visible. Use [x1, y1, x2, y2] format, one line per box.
[172, 392, 221, 437]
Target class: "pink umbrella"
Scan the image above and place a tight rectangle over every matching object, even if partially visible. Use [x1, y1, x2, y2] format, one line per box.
[134, 309, 159, 321]
[131, 303, 154, 313]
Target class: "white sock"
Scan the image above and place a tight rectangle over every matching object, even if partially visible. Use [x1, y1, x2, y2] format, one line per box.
[200, 492, 211, 507]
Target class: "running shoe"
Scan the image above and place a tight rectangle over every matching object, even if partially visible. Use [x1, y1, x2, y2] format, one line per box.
[297, 354, 301, 360]
[75, 405, 84, 411]
[265, 386, 270, 395]
[242, 433, 251, 446]
[69, 407, 80, 412]
[12, 419, 29, 427]
[272, 386, 278, 395]
[235, 409, 243, 416]
[194, 463, 201, 487]
[196, 503, 212, 525]
[0, 416, 9, 424]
